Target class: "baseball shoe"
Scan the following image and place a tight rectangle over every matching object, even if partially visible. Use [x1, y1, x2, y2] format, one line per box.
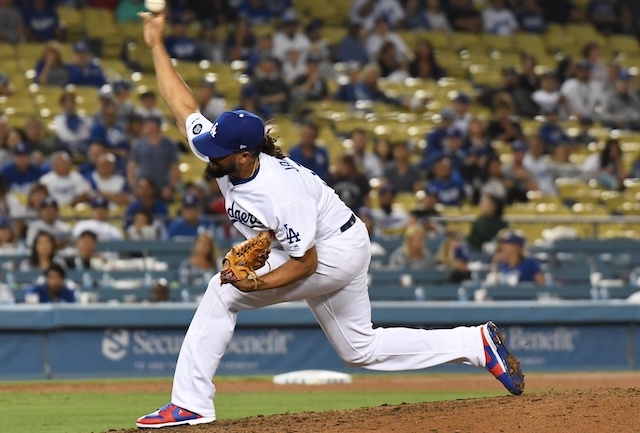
[482, 321, 525, 395]
[136, 403, 215, 429]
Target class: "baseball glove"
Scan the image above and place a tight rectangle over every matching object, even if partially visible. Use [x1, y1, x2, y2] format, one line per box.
[220, 231, 271, 290]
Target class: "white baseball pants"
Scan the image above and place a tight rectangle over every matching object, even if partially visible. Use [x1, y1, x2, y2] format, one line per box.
[171, 220, 486, 418]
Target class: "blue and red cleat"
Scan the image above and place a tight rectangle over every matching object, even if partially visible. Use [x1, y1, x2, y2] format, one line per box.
[482, 321, 525, 395]
[136, 403, 215, 429]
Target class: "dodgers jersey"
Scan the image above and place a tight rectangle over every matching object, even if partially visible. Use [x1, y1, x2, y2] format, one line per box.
[186, 112, 354, 257]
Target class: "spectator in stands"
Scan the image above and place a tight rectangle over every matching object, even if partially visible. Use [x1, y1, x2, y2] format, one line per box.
[124, 177, 169, 229]
[582, 138, 625, 190]
[224, 17, 257, 62]
[334, 62, 361, 103]
[473, 155, 507, 203]
[587, 0, 620, 34]
[502, 140, 538, 202]
[166, 193, 208, 240]
[437, 231, 472, 283]
[0, 174, 25, 218]
[115, 0, 145, 22]
[164, 16, 200, 62]
[548, 143, 583, 181]
[0, 217, 18, 256]
[282, 49, 306, 84]
[482, 0, 519, 35]
[73, 196, 123, 241]
[0, 0, 25, 43]
[408, 38, 444, 81]
[532, 71, 561, 114]
[292, 54, 329, 106]
[1, 142, 44, 196]
[517, 0, 547, 33]
[237, 0, 274, 25]
[600, 69, 640, 130]
[539, 107, 569, 149]
[53, 91, 91, 155]
[350, 0, 405, 32]
[336, 23, 369, 65]
[412, 186, 442, 234]
[23, 0, 62, 42]
[329, 154, 370, 212]
[67, 42, 108, 88]
[427, 157, 465, 206]
[560, 60, 602, 118]
[370, 184, 409, 239]
[468, 194, 507, 251]
[573, 116, 596, 146]
[23, 116, 52, 157]
[423, 128, 466, 171]
[178, 232, 218, 287]
[196, 20, 224, 64]
[77, 142, 105, 177]
[128, 116, 179, 201]
[523, 135, 555, 195]
[424, 0, 452, 31]
[389, 223, 433, 269]
[87, 153, 130, 206]
[491, 230, 544, 285]
[35, 41, 69, 87]
[136, 90, 166, 124]
[234, 85, 272, 120]
[424, 108, 456, 158]
[365, 17, 411, 63]
[374, 135, 394, 166]
[447, 0, 482, 33]
[113, 80, 136, 128]
[253, 56, 290, 114]
[23, 182, 48, 220]
[89, 102, 130, 162]
[65, 230, 104, 270]
[272, 11, 310, 62]
[350, 128, 384, 180]
[460, 120, 494, 184]
[582, 41, 608, 84]
[452, 93, 473, 133]
[384, 142, 421, 193]
[126, 208, 164, 240]
[491, 68, 539, 118]
[403, 0, 430, 30]
[40, 152, 91, 206]
[305, 20, 330, 61]
[354, 63, 404, 106]
[0, 117, 10, 170]
[538, 0, 583, 24]
[288, 122, 329, 181]
[25, 264, 76, 303]
[486, 96, 524, 143]
[518, 54, 540, 95]
[20, 231, 66, 272]
[197, 77, 227, 122]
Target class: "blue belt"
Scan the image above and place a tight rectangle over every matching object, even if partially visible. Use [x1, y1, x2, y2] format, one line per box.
[340, 214, 356, 233]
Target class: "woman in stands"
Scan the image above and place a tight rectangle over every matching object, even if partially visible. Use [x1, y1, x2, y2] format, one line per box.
[35, 42, 70, 87]
[389, 223, 433, 269]
[408, 39, 445, 81]
[582, 138, 626, 191]
[178, 232, 219, 288]
[19, 231, 66, 272]
[468, 193, 508, 251]
[490, 230, 544, 285]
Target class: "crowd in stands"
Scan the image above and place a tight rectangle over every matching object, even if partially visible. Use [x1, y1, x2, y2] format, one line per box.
[3, 0, 640, 303]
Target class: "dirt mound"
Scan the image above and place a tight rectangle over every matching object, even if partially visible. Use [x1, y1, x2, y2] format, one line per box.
[117, 387, 640, 433]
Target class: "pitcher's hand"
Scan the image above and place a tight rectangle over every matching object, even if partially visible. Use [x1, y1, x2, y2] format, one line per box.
[138, 11, 166, 49]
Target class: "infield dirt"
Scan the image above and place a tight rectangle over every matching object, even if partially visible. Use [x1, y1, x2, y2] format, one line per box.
[104, 372, 640, 433]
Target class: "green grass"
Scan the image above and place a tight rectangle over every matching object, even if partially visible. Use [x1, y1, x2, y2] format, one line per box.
[0, 378, 502, 433]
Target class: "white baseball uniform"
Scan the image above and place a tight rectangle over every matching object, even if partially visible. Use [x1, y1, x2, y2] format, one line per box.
[172, 112, 487, 418]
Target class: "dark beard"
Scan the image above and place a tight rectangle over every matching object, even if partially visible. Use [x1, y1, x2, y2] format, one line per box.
[204, 162, 234, 179]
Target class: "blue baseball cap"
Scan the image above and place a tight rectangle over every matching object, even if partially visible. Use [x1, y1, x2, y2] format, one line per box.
[182, 192, 201, 208]
[511, 139, 528, 152]
[192, 110, 265, 159]
[499, 231, 525, 246]
[91, 196, 109, 208]
[13, 142, 30, 155]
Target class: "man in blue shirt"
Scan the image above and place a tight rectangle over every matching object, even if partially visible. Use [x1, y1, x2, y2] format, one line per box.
[423, 108, 456, 162]
[67, 41, 108, 88]
[423, 128, 467, 171]
[124, 177, 169, 229]
[426, 157, 466, 206]
[237, 0, 275, 25]
[538, 107, 569, 149]
[336, 23, 369, 65]
[288, 122, 330, 181]
[166, 193, 210, 239]
[1, 142, 44, 195]
[88, 102, 130, 165]
[26, 264, 76, 303]
[164, 17, 200, 62]
[23, 0, 61, 41]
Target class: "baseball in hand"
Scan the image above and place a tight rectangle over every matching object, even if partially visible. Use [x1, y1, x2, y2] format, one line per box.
[144, 0, 166, 13]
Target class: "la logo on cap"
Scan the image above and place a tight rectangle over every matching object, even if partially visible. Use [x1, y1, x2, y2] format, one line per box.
[210, 122, 218, 138]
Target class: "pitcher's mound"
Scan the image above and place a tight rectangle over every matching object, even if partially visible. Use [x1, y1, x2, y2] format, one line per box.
[123, 387, 639, 433]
